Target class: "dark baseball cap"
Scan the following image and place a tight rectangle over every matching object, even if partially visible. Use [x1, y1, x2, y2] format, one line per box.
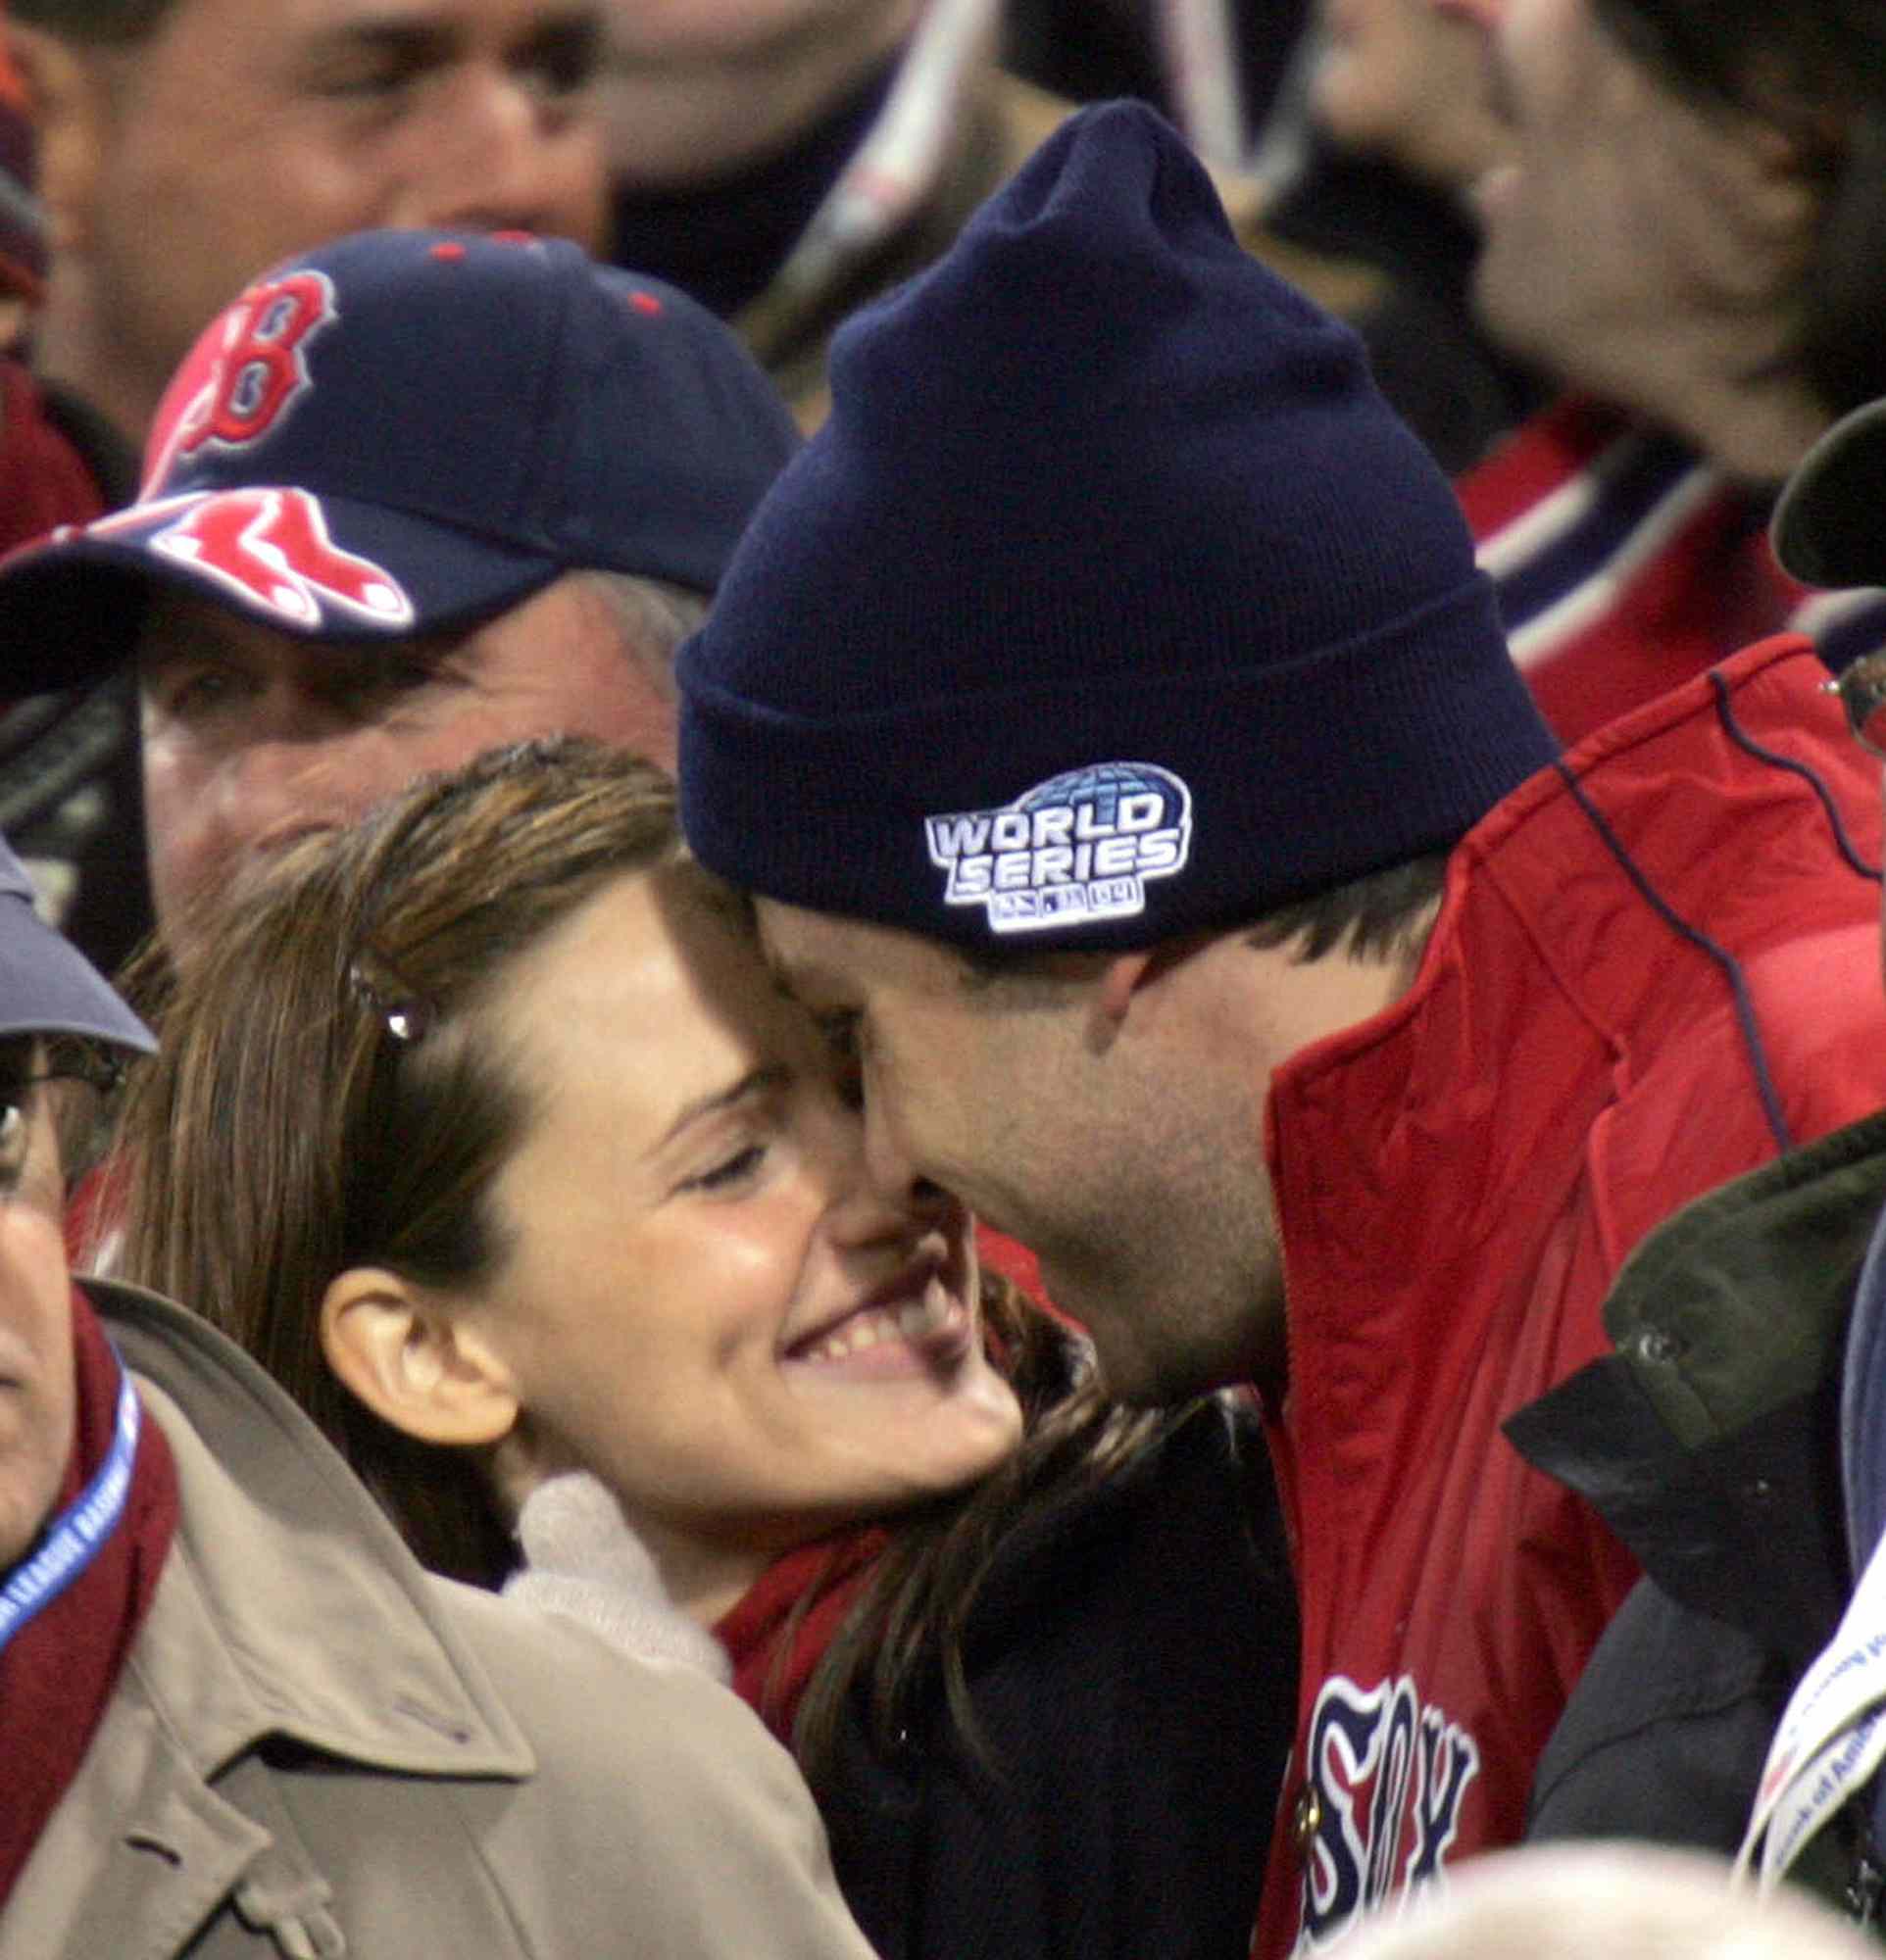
[0, 831, 153, 1052]
[1771, 399, 1886, 591]
[0, 227, 801, 694]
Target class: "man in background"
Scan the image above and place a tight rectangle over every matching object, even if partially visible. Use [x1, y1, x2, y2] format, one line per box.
[0, 224, 799, 973]
[3, 0, 614, 969]
[599, 0, 1382, 423]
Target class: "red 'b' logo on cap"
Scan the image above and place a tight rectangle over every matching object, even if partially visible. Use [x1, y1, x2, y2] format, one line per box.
[142, 270, 337, 494]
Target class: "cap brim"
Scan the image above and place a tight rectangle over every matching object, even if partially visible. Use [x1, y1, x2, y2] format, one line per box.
[0, 488, 564, 696]
[0, 892, 154, 1052]
[1772, 400, 1886, 590]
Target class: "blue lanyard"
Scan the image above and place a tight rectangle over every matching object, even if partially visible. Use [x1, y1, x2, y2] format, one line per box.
[0, 1349, 140, 1655]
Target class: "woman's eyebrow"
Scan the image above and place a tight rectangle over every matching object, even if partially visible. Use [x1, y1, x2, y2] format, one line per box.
[655, 1063, 788, 1152]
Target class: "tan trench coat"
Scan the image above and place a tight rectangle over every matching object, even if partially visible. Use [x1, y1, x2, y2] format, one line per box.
[0, 1281, 878, 1960]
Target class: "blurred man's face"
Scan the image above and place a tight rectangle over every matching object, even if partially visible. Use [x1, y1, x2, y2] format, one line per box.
[598, 0, 917, 188]
[601, 0, 902, 66]
[0, 1049, 77, 1573]
[60, 0, 610, 436]
[1313, 0, 1511, 191]
[137, 576, 679, 966]
[1464, 0, 1812, 410]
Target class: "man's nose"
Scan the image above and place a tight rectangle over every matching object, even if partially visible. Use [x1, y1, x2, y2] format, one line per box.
[404, 68, 607, 248]
[1429, 0, 1504, 28]
[214, 716, 386, 861]
[815, 1080, 953, 1250]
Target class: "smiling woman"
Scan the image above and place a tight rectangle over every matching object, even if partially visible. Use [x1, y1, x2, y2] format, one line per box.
[106, 737, 1295, 1960]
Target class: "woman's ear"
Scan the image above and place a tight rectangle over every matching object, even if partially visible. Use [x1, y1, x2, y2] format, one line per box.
[320, 1267, 521, 1447]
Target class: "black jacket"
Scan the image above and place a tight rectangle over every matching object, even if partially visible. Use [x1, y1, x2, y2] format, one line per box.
[819, 1396, 1297, 1960]
[1506, 1108, 1886, 1928]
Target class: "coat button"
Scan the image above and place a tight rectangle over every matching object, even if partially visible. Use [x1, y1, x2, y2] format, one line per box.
[1293, 1784, 1322, 1851]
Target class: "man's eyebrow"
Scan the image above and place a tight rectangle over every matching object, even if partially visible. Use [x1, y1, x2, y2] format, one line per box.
[513, 9, 606, 61]
[655, 1063, 786, 1152]
[133, 622, 244, 680]
[302, 6, 603, 65]
[299, 15, 458, 70]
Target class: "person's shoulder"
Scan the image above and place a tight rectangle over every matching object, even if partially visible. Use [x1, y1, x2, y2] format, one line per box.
[427, 1579, 873, 1955]
[436, 1576, 730, 1723]
[431, 1574, 817, 1804]
[975, 1394, 1285, 1645]
[1528, 1572, 1792, 1853]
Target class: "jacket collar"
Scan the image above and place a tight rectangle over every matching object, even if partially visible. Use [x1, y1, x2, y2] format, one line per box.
[86, 1277, 534, 1783]
[1509, 1107, 1886, 1664]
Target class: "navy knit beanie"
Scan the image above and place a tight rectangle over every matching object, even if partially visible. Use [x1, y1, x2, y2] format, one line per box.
[676, 101, 1559, 951]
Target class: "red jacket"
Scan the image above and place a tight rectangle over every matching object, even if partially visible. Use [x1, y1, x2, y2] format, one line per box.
[1256, 636, 1886, 1954]
[1456, 399, 1812, 746]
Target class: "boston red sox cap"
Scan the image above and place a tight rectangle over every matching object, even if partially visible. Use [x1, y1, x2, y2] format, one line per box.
[0, 227, 801, 694]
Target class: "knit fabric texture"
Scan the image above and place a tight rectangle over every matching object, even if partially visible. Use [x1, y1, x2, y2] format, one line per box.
[677, 100, 1560, 952]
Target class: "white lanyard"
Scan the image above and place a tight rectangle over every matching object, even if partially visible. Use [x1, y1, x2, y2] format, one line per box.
[768, 0, 1253, 306]
[1738, 1523, 1886, 1886]
[768, 0, 1002, 306]
[0, 1354, 139, 1654]
[1155, 0, 1248, 165]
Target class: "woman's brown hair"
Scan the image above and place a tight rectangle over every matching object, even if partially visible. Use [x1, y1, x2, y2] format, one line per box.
[115, 736, 690, 1582]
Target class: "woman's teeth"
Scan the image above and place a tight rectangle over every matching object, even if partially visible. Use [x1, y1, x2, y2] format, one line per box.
[801, 1282, 959, 1363]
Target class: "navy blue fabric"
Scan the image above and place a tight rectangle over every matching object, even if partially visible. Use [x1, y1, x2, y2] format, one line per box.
[1840, 1202, 1886, 1574]
[0, 827, 152, 1052]
[0, 228, 801, 692]
[676, 102, 1560, 951]
[1838, 1199, 1886, 1859]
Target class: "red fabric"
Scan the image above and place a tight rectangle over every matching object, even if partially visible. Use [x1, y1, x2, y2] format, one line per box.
[0, 360, 105, 558]
[1253, 638, 1886, 1955]
[1455, 396, 1630, 528]
[62, 1154, 130, 1274]
[974, 1220, 1045, 1304]
[715, 1527, 888, 1746]
[1457, 397, 1807, 747]
[0, 359, 109, 716]
[0, 1289, 178, 1905]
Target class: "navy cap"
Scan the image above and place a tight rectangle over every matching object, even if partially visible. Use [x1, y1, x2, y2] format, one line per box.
[1771, 399, 1886, 592]
[0, 832, 153, 1052]
[0, 227, 800, 693]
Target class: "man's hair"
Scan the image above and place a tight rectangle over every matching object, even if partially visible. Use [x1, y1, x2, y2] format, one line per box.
[1244, 853, 1449, 966]
[1592, 0, 1886, 417]
[579, 569, 706, 703]
[960, 852, 1451, 987]
[8, 0, 174, 42]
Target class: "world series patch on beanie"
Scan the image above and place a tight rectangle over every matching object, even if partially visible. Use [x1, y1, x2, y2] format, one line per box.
[677, 101, 1560, 952]
[0, 227, 801, 695]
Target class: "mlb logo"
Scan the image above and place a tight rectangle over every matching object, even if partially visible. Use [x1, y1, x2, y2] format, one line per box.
[925, 761, 1194, 935]
[145, 270, 339, 494]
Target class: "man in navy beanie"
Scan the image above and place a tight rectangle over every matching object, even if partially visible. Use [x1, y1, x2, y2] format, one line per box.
[677, 101, 1886, 1950]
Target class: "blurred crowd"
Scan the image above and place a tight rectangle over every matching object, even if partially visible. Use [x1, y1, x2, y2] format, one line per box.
[6, 3, 1886, 1958]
